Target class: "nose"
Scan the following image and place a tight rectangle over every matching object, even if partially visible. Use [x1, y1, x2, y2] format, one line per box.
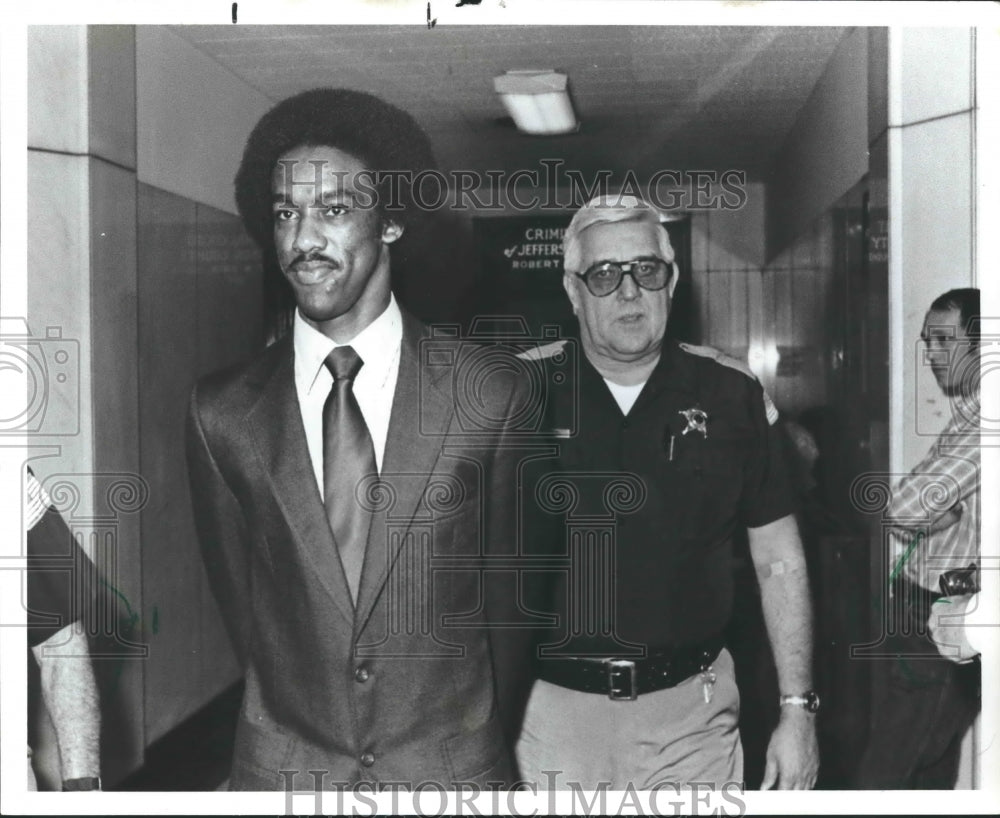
[292, 212, 327, 255]
[617, 270, 642, 300]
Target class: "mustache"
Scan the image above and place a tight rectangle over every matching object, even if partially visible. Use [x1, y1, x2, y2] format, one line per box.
[289, 252, 339, 270]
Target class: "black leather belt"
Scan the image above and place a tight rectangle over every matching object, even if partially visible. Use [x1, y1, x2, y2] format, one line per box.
[536, 637, 725, 701]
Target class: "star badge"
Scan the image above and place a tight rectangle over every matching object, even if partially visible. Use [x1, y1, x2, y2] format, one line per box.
[678, 407, 709, 439]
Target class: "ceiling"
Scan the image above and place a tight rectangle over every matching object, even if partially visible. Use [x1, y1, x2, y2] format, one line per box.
[170, 25, 850, 182]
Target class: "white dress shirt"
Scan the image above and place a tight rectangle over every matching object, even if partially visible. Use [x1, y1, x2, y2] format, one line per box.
[293, 296, 402, 495]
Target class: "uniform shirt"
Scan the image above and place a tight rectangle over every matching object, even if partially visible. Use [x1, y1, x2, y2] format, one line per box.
[527, 340, 794, 655]
[25, 470, 97, 648]
[293, 295, 402, 493]
[887, 391, 980, 593]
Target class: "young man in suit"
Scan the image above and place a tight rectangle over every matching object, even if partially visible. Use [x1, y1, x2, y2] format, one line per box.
[186, 89, 535, 792]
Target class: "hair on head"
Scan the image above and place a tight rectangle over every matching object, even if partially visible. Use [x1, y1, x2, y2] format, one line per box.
[929, 287, 980, 342]
[563, 193, 676, 275]
[234, 88, 435, 249]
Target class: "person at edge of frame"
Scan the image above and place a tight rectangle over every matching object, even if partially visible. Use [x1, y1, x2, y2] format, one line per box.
[25, 467, 102, 792]
[854, 288, 982, 789]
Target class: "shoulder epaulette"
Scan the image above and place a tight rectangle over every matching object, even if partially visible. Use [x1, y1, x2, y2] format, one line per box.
[678, 342, 780, 425]
[516, 339, 570, 362]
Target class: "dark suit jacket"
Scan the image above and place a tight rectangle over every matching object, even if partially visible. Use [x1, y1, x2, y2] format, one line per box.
[186, 311, 538, 790]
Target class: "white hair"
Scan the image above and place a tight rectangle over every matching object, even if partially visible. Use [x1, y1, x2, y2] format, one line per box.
[563, 194, 676, 274]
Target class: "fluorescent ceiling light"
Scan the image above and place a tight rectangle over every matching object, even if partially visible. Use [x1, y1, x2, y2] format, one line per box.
[493, 70, 578, 136]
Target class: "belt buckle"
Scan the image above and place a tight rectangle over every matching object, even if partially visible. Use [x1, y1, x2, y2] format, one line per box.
[606, 659, 638, 701]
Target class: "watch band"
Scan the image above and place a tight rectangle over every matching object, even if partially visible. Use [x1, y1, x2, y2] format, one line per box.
[61, 776, 101, 791]
[779, 690, 820, 713]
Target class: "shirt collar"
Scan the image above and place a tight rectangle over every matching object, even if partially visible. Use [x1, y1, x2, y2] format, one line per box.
[293, 294, 402, 395]
[949, 388, 980, 427]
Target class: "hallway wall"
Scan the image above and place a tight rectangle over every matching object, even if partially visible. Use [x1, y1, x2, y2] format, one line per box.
[767, 27, 869, 260]
[26, 25, 268, 783]
[887, 27, 982, 788]
[136, 27, 272, 214]
[27, 25, 145, 784]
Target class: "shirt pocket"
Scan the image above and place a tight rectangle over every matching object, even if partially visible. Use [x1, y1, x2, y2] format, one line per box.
[661, 434, 745, 537]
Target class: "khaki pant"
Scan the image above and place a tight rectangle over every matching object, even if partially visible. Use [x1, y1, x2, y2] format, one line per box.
[516, 648, 743, 790]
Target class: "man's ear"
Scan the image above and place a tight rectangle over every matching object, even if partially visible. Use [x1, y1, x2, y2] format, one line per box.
[563, 273, 581, 316]
[667, 262, 680, 299]
[382, 218, 404, 245]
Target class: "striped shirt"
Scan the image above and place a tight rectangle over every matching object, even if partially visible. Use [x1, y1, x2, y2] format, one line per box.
[25, 469, 51, 531]
[888, 392, 981, 592]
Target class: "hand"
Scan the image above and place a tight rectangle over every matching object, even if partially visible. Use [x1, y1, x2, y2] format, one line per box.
[929, 593, 979, 663]
[760, 708, 819, 790]
[928, 503, 964, 534]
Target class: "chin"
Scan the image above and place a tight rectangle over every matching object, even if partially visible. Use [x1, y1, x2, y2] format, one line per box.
[612, 326, 656, 346]
[298, 299, 350, 324]
[609, 340, 656, 358]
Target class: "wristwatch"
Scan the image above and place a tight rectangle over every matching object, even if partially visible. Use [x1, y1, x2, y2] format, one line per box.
[779, 690, 820, 713]
[61, 776, 102, 791]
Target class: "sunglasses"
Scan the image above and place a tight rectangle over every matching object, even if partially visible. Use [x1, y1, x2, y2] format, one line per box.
[574, 257, 672, 297]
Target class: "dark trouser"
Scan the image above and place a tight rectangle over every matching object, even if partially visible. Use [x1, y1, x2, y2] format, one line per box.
[853, 580, 980, 789]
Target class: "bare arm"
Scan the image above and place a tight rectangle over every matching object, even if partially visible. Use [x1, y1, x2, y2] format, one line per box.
[31, 621, 100, 783]
[747, 513, 819, 790]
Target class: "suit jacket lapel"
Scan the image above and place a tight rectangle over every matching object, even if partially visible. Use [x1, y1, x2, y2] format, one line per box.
[246, 338, 355, 627]
[354, 313, 452, 633]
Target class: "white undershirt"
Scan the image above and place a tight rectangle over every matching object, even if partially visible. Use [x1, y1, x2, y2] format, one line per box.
[603, 378, 647, 415]
[293, 296, 402, 495]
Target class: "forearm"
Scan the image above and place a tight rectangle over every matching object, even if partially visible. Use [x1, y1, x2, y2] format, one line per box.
[748, 515, 813, 693]
[747, 514, 819, 789]
[32, 622, 101, 780]
[888, 503, 962, 538]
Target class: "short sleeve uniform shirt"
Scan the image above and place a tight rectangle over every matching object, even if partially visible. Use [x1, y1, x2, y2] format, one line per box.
[25, 471, 97, 648]
[530, 340, 795, 655]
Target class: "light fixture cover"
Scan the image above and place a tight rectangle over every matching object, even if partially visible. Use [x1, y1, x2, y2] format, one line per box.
[493, 70, 578, 135]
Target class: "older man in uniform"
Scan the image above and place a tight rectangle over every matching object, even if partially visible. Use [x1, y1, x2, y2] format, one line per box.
[516, 195, 819, 791]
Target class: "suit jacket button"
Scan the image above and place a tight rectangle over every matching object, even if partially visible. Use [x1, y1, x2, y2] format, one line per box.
[355, 666, 370, 683]
[361, 752, 376, 767]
